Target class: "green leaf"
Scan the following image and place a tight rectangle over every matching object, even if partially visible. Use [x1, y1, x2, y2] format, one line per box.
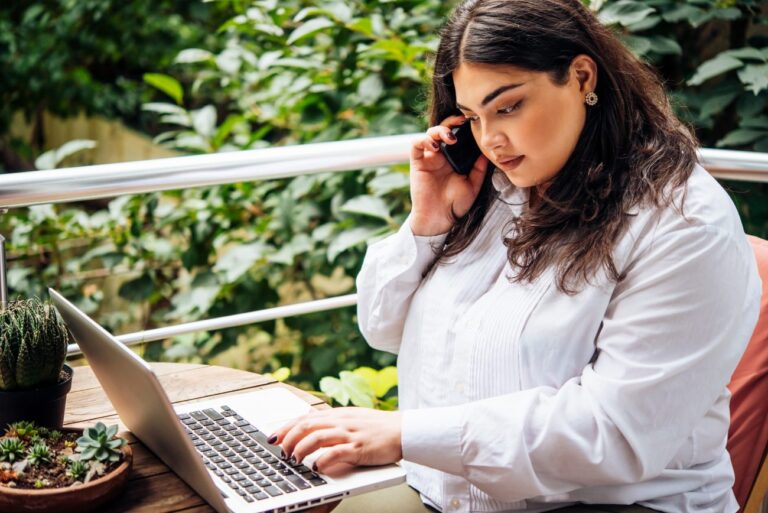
[725, 48, 768, 63]
[340, 195, 391, 221]
[143, 73, 184, 105]
[699, 91, 739, 119]
[738, 64, 768, 95]
[741, 116, 768, 130]
[34, 140, 97, 170]
[328, 225, 382, 262]
[339, 371, 375, 408]
[648, 36, 682, 56]
[214, 242, 268, 283]
[192, 105, 217, 139]
[621, 35, 652, 57]
[319, 376, 349, 406]
[716, 129, 767, 148]
[118, 274, 154, 302]
[598, 1, 655, 26]
[175, 48, 214, 64]
[142, 103, 188, 116]
[352, 366, 398, 398]
[661, 5, 703, 23]
[357, 74, 384, 104]
[286, 18, 335, 45]
[687, 54, 744, 86]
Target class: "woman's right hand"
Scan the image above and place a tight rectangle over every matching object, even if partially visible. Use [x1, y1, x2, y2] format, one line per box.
[409, 115, 489, 236]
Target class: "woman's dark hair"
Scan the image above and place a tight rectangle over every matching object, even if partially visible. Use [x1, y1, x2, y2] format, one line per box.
[427, 0, 699, 294]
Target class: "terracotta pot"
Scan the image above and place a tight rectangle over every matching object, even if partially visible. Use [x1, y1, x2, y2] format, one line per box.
[0, 365, 74, 431]
[0, 429, 133, 513]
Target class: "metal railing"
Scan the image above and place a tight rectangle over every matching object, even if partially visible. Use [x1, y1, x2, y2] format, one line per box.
[0, 135, 765, 355]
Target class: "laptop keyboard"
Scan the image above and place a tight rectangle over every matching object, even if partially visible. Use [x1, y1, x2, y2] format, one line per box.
[178, 405, 327, 503]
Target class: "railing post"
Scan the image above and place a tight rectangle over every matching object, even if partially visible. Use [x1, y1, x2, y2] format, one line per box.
[0, 209, 7, 311]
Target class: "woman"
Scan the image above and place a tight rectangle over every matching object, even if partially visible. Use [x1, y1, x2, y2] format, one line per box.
[270, 1, 761, 511]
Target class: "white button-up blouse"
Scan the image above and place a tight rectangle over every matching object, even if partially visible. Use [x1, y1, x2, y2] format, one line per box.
[355, 164, 761, 513]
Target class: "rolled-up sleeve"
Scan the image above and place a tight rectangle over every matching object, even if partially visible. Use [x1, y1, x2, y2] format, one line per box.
[401, 224, 761, 502]
[356, 216, 448, 354]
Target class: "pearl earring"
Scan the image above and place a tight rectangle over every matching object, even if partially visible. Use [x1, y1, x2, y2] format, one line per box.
[585, 91, 598, 106]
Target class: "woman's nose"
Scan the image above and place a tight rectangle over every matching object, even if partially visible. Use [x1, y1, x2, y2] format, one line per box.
[479, 126, 507, 151]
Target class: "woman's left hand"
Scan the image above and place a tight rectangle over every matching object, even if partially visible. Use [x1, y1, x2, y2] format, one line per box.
[269, 408, 403, 474]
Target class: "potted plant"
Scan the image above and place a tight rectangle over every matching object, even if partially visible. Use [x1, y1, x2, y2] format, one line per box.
[0, 298, 74, 430]
[0, 420, 133, 513]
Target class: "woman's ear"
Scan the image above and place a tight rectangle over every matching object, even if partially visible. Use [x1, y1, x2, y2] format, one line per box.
[571, 54, 598, 94]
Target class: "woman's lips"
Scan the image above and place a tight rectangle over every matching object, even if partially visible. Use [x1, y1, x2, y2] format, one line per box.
[498, 155, 525, 169]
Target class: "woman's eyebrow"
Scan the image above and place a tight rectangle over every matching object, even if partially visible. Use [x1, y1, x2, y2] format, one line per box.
[456, 82, 525, 111]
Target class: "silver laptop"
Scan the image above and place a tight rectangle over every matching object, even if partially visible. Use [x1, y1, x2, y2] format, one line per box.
[50, 288, 406, 513]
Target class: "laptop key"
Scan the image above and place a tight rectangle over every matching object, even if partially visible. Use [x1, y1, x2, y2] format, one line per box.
[190, 411, 207, 421]
[309, 477, 327, 486]
[235, 419, 250, 427]
[286, 475, 311, 490]
[235, 462, 249, 469]
[225, 468, 239, 475]
[202, 408, 224, 421]
[244, 496, 254, 503]
[254, 491, 269, 500]
[276, 481, 297, 493]
[263, 485, 282, 497]
[279, 469, 293, 476]
[233, 474, 247, 482]
[247, 431, 283, 458]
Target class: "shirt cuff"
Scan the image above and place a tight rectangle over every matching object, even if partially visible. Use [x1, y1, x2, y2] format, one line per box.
[401, 406, 465, 476]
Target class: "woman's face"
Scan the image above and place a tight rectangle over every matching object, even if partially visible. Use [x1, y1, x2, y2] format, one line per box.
[452, 58, 595, 190]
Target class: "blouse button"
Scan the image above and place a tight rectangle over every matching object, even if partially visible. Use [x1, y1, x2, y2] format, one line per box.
[450, 498, 461, 509]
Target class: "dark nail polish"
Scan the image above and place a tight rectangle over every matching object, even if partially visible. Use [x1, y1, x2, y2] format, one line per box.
[431, 142, 440, 150]
[312, 462, 318, 472]
[447, 133, 456, 141]
[280, 449, 286, 459]
[267, 434, 277, 444]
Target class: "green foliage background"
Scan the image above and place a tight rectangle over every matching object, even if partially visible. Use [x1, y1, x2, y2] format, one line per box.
[0, 0, 766, 401]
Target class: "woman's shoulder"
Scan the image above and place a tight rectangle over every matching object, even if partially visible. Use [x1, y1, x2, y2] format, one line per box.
[615, 163, 749, 270]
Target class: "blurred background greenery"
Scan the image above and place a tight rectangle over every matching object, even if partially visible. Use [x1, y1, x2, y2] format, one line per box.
[0, 0, 766, 406]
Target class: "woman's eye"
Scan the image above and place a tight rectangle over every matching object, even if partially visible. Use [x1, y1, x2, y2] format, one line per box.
[465, 115, 480, 123]
[499, 101, 523, 114]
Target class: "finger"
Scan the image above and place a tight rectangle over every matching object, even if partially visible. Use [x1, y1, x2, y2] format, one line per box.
[426, 124, 459, 145]
[280, 417, 340, 458]
[292, 428, 350, 464]
[312, 443, 360, 473]
[468, 154, 490, 193]
[411, 135, 441, 162]
[439, 114, 467, 127]
[270, 408, 336, 444]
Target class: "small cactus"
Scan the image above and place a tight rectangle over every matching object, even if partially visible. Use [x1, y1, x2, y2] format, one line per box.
[0, 438, 25, 463]
[27, 443, 52, 466]
[0, 298, 72, 391]
[66, 460, 88, 481]
[76, 423, 125, 463]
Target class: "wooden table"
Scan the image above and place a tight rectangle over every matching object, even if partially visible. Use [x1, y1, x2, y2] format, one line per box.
[64, 362, 330, 513]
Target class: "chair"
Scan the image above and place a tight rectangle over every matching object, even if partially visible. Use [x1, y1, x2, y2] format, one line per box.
[728, 235, 768, 513]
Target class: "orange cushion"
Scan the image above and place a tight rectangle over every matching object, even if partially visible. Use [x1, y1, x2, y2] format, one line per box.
[728, 235, 768, 510]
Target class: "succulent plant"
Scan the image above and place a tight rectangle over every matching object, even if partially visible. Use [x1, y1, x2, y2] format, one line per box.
[48, 430, 62, 443]
[26, 443, 52, 466]
[0, 298, 72, 391]
[76, 423, 125, 463]
[5, 421, 38, 440]
[0, 438, 25, 463]
[66, 459, 88, 481]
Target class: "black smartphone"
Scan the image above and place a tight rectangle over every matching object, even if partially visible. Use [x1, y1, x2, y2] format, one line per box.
[440, 122, 482, 176]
